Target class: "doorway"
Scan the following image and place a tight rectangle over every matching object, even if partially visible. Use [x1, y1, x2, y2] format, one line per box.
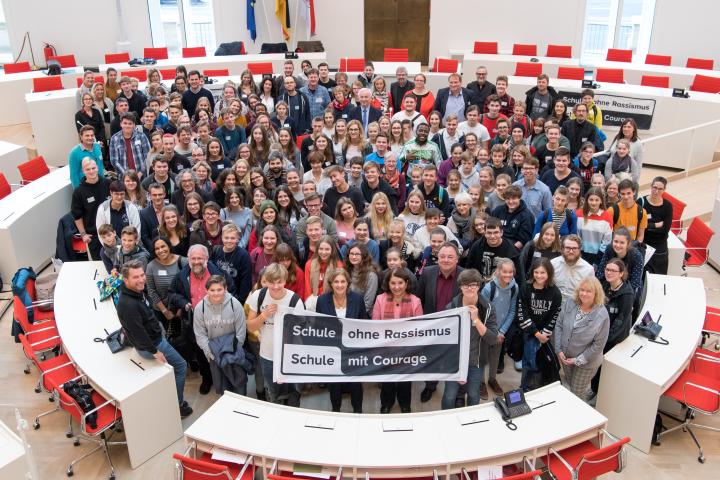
[364, 0, 430, 65]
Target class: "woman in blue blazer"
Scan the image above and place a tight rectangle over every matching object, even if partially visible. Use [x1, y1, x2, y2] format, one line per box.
[316, 268, 367, 413]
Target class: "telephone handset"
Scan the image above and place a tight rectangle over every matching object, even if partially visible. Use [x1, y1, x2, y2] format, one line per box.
[494, 389, 532, 421]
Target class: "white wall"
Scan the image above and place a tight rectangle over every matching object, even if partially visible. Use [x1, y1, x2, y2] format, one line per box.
[649, 0, 719, 67]
[429, 0, 586, 63]
[212, 0, 363, 66]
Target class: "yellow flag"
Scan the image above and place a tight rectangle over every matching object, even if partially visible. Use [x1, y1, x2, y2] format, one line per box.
[275, 0, 291, 41]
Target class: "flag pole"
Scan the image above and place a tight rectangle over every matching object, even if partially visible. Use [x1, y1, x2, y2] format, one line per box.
[290, 0, 301, 50]
[261, 0, 274, 43]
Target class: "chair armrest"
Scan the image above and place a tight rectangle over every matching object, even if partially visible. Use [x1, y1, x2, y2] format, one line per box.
[25, 326, 58, 335]
[460, 468, 471, 480]
[41, 361, 74, 375]
[682, 381, 720, 414]
[29, 335, 60, 348]
[235, 455, 254, 480]
[695, 352, 720, 363]
[80, 397, 119, 432]
[548, 447, 574, 474]
[182, 441, 196, 458]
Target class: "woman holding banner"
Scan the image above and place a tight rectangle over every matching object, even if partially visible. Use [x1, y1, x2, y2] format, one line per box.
[441, 269, 498, 409]
[317, 268, 367, 413]
[372, 268, 423, 413]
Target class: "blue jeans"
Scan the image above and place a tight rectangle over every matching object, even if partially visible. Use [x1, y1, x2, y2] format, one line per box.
[137, 337, 187, 405]
[441, 365, 485, 409]
[260, 357, 300, 405]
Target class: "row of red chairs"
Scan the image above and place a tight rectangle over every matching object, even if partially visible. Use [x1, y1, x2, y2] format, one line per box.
[0, 155, 51, 201]
[15, 278, 123, 478]
[473, 42, 574, 58]
[607, 48, 714, 69]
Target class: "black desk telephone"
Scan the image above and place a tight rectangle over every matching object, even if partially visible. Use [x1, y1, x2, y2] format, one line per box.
[494, 389, 532, 421]
[634, 312, 663, 341]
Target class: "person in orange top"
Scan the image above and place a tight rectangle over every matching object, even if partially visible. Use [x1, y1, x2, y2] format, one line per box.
[403, 73, 436, 121]
[304, 235, 343, 302]
[274, 243, 305, 299]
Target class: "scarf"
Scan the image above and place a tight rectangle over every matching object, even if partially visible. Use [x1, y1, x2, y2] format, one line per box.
[332, 98, 350, 112]
[384, 169, 400, 189]
[450, 211, 472, 240]
[382, 293, 416, 319]
[373, 91, 389, 113]
[611, 151, 632, 175]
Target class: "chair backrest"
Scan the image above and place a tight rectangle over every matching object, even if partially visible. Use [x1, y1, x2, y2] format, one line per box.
[431, 58, 459, 73]
[685, 217, 714, 263]
[172, 453, 233, 479]
[606, 48, 632, 62]
[121, 70, 148, 82]
[143, 47, 169, 60]
[514, 62, 543, 77]
[0, 172, 11, 200]
[546, 45, 572, 58]
[48, 55, 77, 68]
[595, 68, 624, 83]
[512, 44, 537, 56]
[75, 76, 104, 87]
[104, 52, 130, 64]
[575, 437, 630, 480]
[17, 156, 50, 184]
[473, 41, 498, 54]
[691, 348, 720, 379]
[247, 62, 274, 75]
[32, 76, 63, 93]
[501, 471, 543, 480]
[13, 296, 32, 332]
[690, 74, 720, 93]
[640, 75, 669, 88]
[662, 192, 687, 235]
[339, 58, 366, 72]
[160, 68, 178, 80]
[687, 57, 714, 70]
[557, 66, 585, 81]
[204, 69, 230, 77]
[296, 134, 309, 150]
[3, 62, 32, 74]
[183, 47, 207, 58]
[645, 53, 671, 66]
[384, 48, 409, 62]
[18, 334, 41, 366]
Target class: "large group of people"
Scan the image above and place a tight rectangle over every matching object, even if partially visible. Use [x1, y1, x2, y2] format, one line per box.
[68, 59, 673, 417]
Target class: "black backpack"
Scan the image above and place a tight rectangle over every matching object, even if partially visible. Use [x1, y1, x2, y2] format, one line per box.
[256, 287, 301, 312]
[63, 380, 97, 429]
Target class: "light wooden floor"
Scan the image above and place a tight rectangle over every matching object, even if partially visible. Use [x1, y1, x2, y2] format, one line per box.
[2, 123, 720, 478]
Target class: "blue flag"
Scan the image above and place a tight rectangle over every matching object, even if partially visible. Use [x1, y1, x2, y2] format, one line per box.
[247, 0, 257, 41]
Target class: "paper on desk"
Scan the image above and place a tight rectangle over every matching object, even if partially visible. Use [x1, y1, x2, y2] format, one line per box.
[643, 244, 656, 266]
[293, 463, 331, 479]
[382, 419, 413, 432]
[211, 447, 247, 465]
[477, 466, 503, 479]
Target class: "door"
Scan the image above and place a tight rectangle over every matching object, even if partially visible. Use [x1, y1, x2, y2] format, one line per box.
[364, 0, 430, 64]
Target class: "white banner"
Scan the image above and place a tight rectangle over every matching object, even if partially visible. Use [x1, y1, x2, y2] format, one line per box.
[273, 306, 471, 383]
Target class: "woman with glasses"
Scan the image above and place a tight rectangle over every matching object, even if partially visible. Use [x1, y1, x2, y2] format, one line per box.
[441, 269, 497, 409]
[641, 176, 673, 275]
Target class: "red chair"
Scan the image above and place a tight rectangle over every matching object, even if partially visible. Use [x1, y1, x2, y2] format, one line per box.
[384, 48, 409, 62]
[75, 75, 104, 87]
[173, 443, 255, 480]
[17, 155, 50, 184]
[512, 44, 537, 56]
[557, 66, 585, 81]
[606, 48, 633, 62]
[473, 41, 498, 54]
[703, 306, 720, 350]
[0, 172, 13, 200]
[183, 46, 207, 58]
[3, 61, 31, 74]
[104, 52, 130, 64]
[687, 57, 714, 70]
[500, 472, 543, 480]
[546, 45, 572, 58]
[545, 430, 630, 479]
[645, 53, 672, 66]
[641, 75, 669, 88]
[143, 47, 169, 60]
[160, 68, 178, 79]
[204, 69, 230, 77]
[121, 69, 148, 82]
[296, 134, 309, 150]
[247, 62, 274, 75]
[13, 296, 59, 357]
[690, 347, 720, 378]
[431, 58, 459, 73]
[32, 76, 63, 92]
[514, 62, 543, 77]
[462, 465, 541, 480]
[48, 54, 77, 68]
[339, 58, 365, 72]
[690, 74, 720, 93]
[595, 68, 625, 83]
[658, 368, 720, 463]
[58, 379, 124, 478]
[662, 191, 687, 234]
[682, 217, 715, 273]
[21, 277, 56, 322]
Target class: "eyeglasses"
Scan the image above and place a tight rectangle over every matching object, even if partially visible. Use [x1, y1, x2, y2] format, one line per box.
[461, 283, 481, 289]
[651, 185, 665, 191]
[563, 246, 579, 251]
[605, 268, 620, 273]
[306, 203, 321, 209]
[348, 252, 362, 257]
[204, 211, 219, 217]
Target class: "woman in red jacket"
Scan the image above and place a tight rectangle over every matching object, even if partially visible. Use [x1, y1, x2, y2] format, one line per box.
[274, 243, 305, 299]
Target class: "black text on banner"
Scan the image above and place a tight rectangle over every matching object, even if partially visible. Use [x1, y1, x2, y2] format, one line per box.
[557, 91, 656, 130]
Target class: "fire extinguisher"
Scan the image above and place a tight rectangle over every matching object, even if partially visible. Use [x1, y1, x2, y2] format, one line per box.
[43, 43, 57, 64]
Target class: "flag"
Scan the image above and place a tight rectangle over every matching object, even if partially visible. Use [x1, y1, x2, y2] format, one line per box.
[247, 0, 257, 41]
[300, 0, 317, 37]
[275, 0, 291, 41]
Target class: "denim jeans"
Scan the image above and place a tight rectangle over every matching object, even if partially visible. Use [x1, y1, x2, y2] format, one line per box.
[441, 365, 485, 409]
[260, 357, 299, 405]
[137, 337, 187, 405]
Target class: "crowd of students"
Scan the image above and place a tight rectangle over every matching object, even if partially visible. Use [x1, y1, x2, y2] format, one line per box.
[67, 60, 673, 416]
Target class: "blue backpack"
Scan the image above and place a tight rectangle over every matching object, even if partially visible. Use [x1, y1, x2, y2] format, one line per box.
[11, 267, 36, 339]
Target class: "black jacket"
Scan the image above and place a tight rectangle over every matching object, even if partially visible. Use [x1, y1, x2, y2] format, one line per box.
[316, 291, 368, 319]
[447, 293, 497, 367]
[278, 90, 312, 134]
[524, 86, 559, 119]
[390, 80, 415, 114]
[348, 105, 383, 125]
[168, 262, 235, 312]
[71, 177, 111, 235]
[490, 200, 535, 246]
[416, 265, 464, 313]
[116, 283, 163, 354]
[466, 80, 496, 108]
[431, 131, 465, 160]
[433, 87, 477, 119]
[171, 188, 213, 215]
[210, 246, 252, 303]
[139, 205, 161, 252]
[603, 280, 634, 349]
[360, 178, 399, 215]
[561, 119, 598, 157]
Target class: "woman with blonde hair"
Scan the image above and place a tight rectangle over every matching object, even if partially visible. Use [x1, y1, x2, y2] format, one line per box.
[304, 236, 344, 305]
[342, 119, 372, 161]
[398, 189, 427, 237]
[554, 276, 609, 398]
[371, 76, 390, 115]
[379, 218, 421, 271]
[366, 192, 394, 241]
[238, 69, 259, 101]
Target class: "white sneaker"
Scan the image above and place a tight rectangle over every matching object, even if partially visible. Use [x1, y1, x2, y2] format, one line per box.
[514, 360, 522, 371]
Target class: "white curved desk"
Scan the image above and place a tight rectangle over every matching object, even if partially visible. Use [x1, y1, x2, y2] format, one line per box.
[185, 382, 606, 478]
[54, 261, 183, 468]
[596, 273, 706, 453]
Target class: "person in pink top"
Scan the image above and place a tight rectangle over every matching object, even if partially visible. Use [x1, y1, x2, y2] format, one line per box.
[371, 268, 423, 413]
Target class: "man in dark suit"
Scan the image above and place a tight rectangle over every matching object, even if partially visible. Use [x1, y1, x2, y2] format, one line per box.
[466, 66, 496, 109]
[416, 242, 464, 403]
[139, 182, 166, 251]
[390, 66, 415, 115]
[348, 88, 382, 135]
[433, 73, 477, 123]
